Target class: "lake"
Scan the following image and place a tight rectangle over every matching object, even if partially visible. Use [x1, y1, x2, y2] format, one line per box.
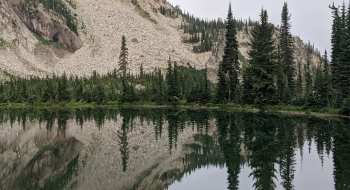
[0, 108, 349, 190]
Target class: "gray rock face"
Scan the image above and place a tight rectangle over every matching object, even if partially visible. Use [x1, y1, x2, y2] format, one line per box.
[9, 1, 83, 52]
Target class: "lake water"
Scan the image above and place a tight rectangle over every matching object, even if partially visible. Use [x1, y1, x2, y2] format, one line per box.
[0, 108, 349, 190]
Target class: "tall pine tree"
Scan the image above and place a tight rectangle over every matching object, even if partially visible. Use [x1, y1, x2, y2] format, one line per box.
[246, 9, 277, 111]
[279, 2, 295, 103]
[216, 3, 239, 103]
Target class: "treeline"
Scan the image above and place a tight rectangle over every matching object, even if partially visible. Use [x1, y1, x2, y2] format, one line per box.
[179, 6, 259, 54]
[213, 2, 349, 113]
[0, 63, 212, 106]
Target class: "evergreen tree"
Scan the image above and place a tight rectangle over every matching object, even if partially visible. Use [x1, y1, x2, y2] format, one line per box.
[166, 59, 174, 101]
[330, 3, 348, 105]
[155, 69, 164, 104]
[216, 64, 228, 103]
[322, 50, 332, 107]
[242, 67, 254, 104]
[279, 2, 295, 103]
[202, 66, 210, 103]
[276, 45, 286, 104]
[247, 9, 277, 110]
[314, 63, 324, 107]
[118, 35, 131, 103]
[118, 35, 129, 77]
[58, 73, 69, 102]
[216, 3, 239, 103]
[294, 61, 303, 105]
[304, 53, 315, 107]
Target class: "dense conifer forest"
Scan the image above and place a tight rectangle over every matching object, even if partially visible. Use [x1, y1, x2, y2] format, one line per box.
[1, 1, 349, 115]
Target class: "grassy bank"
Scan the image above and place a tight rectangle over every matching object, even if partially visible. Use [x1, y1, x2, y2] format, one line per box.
[0, 101, 343, 117]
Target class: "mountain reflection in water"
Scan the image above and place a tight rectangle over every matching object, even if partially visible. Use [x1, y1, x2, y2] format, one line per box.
[0, 108, 349, 190]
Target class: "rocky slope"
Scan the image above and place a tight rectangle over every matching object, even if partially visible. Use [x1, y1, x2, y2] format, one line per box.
[0, 0, 322, 80]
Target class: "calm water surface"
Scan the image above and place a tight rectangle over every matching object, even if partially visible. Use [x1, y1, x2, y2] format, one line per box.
[0, 108, 349, 190]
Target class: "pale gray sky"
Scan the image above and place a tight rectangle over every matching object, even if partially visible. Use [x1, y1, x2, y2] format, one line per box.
[168, 0, 345, 56]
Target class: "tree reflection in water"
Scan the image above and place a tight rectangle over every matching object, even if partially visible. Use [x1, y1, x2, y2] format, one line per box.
[1, 108, 350, 190]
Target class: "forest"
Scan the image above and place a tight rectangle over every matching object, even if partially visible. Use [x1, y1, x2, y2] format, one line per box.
[0, 1, 349, 115]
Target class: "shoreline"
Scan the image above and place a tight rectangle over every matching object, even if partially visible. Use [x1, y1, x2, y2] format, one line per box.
[0, 101, 347, 119]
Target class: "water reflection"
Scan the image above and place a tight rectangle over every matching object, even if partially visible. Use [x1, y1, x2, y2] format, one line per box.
[0, 108, 350, 190]
[11, 137, 83, 190]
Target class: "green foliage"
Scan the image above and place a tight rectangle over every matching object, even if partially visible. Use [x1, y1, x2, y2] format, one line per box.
[180, 4, 259, 54]
[118, 35, 129, 77]
[216, 3, 240, 104]
[158, 6, 179, 18]
[134, 3, 157, 24]
[245, 9, 277, 111]
[279, 2, 295, 99]
[330, 3, 350, 104]
[0, 38, 7, 50]
[0, 59, 213, 106]
[341, 96, 350, 115]
[34, 141, 66, 159]
[33, 33, 68, 50]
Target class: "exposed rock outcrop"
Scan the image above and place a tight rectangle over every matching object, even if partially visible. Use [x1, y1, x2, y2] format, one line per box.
[8, 0, 83, 52]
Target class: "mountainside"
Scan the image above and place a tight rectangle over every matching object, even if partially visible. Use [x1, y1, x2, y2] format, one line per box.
[0, 0, 322, 80]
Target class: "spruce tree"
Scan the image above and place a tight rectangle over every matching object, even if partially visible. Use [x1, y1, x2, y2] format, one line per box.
[202, 66, 210, 103]
[58, 73, 69, 102]
[330, 3, 347, 106]
[242, 67, 254, 104]
[279, 2, 295, 103]
[314, 63, 324, 107]
[322, 50, 332, 107]
[294, 61, 303, 105]
[118, 35, 129, 77]
[247, 9, 277, 110]
[276, 45, 286, 104]
[155, 69, 164, 105]
[118, 35, 131, 103]
[216, 3, 239, 103]
[304, 53, 315, 107]
[216, 64, 228, 103]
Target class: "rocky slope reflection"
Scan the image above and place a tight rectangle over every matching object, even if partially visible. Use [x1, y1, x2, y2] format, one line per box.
[10, 137, 83, 190]
[0, 108, 350, 190]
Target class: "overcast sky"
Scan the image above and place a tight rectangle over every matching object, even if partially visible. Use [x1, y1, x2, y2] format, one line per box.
[168, 0, 345, 56]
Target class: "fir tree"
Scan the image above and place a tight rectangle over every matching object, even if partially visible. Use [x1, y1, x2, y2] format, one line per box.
[118, 35, 132, 103]
[314, 63, 324, 107]
[216, 3, 239, 103]
[279, 2, 295, 103]
[322, 50, 332, 107]
[294, 61, 303, 105]
[247, 9, 277, 111]
[276, 45, 286, 104]
[118, 35, 129, 77]
[202, 66, 210, 103]
[58, 73, 69, 102]
[216, 64, 228, 103]
[304, 53, 315, 107]
[330, 3, 347, 105]
[242, 67, 254, 104]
